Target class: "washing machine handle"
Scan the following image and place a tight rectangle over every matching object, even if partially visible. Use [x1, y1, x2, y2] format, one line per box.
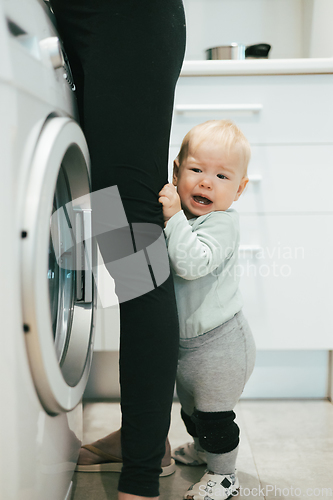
[75, 208, 93, 304]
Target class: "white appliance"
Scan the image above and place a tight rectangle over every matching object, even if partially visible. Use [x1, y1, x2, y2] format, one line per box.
[0, 1, 96, 498]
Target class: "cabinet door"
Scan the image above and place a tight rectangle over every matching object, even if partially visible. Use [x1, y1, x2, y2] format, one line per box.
[239, 214, 333, 349]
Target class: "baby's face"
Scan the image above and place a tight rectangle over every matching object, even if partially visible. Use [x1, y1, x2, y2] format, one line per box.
[173, 140, 248, 219]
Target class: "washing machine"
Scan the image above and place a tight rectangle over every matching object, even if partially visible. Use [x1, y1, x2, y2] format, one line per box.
[0, 0, 97, 498]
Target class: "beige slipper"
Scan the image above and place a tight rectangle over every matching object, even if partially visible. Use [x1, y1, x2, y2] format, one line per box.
[75, 444, 176, 477]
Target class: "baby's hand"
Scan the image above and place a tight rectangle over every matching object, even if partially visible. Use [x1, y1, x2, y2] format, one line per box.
[158, 183, 182, 224]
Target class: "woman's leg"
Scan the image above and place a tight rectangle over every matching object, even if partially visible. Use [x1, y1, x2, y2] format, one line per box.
[51, 0, 186, 497]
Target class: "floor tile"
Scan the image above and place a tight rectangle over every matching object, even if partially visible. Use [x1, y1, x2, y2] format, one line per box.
[239, 400, 333, 443]
[239, 400, 333, 499]
[72, 400, 333, 500]
[72, 470, 119, 500]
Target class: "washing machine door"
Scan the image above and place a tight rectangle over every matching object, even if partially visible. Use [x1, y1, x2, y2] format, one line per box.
[21, 117, 96, 415]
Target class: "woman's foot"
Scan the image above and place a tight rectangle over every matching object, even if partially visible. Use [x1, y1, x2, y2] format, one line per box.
[77, 429, 122, 466]
[76, 430, 175, 476]
[184, 470, 239, 500]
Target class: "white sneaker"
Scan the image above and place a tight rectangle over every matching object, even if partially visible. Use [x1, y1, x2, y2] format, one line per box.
[171, 441, 207, 466]
[184, 470, 239, 500]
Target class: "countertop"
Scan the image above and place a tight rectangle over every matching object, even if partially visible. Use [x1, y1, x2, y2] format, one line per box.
[180, 58, 333, 76]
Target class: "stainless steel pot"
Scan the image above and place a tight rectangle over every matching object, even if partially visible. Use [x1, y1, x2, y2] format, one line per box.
[206, 43, 246, 60]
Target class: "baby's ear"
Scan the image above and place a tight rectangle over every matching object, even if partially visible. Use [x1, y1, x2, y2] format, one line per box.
[173, 158, 180, 186]
[234, 177, 249, 201]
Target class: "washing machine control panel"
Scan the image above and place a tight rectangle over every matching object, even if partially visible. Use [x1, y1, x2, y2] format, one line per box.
[39, 35, 76, 91]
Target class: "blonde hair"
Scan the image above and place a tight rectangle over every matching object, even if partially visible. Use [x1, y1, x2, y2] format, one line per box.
[177, 120, 251, 176]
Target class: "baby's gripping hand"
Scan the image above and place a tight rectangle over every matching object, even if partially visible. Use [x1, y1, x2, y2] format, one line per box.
[158, 183, 182, 224]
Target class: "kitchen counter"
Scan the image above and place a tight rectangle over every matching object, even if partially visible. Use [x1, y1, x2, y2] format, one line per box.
[180, 58, 333, 76]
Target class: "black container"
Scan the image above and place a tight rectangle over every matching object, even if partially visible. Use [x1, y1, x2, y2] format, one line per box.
[245, 43, 271, 59]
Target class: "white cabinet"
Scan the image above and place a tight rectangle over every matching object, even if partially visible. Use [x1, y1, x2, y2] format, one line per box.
[93, 246, 120, 352]
[170, 73, 333, 350]
[239, 214, 333, 349]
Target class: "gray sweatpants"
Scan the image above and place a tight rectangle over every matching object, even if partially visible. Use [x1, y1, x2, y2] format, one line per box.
[176, 310, 256, 474]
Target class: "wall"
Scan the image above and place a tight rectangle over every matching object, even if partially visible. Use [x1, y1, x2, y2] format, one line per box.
[303, 0, 333, 58]
[183, 0, 303, 60]
[182, 0, 333, 60]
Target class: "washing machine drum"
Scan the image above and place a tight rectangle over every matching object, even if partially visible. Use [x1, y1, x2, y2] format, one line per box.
[21, 117, 96, 415]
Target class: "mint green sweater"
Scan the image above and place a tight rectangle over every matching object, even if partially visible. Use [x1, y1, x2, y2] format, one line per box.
[164, 209, 243, 339]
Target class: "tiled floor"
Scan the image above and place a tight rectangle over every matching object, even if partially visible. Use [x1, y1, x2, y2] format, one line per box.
[72, 400, 333, 500]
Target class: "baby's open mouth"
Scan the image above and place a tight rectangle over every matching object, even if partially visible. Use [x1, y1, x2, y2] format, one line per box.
[193, 195, 212, 205]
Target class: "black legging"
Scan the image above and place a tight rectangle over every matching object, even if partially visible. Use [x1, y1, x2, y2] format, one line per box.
[50, 0, 185, 496]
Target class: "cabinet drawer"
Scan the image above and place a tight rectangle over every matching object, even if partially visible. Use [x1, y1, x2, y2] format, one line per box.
[238, 214, 333, 349]
[171, 75, 333, 145]
[235, 145, 333, 213]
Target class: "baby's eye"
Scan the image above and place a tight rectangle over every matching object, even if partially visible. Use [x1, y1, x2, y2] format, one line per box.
[191, 168, 202, 173]
[217, 173, 227, 179]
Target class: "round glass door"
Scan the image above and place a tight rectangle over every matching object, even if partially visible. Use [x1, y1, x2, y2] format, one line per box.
[21, 117, 96, 415]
